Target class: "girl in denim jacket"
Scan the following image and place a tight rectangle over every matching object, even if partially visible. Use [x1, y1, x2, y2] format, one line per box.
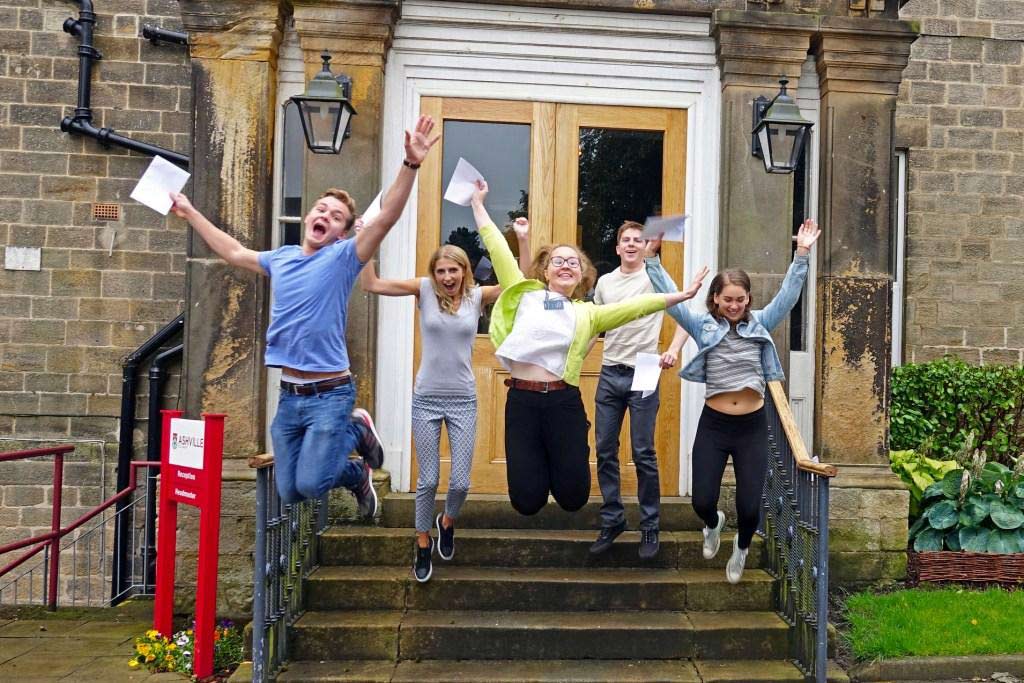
[645, 219, 820, 583]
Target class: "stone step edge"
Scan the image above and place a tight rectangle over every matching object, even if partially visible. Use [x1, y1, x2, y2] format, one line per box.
[308, 564, 774, 583]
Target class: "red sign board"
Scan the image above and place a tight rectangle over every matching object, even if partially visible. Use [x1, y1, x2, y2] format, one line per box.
[154, 410, 225, 680]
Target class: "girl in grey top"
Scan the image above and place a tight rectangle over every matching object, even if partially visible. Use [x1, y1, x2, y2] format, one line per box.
[360, 245, 501, 583]
[645, 219, 821, 584]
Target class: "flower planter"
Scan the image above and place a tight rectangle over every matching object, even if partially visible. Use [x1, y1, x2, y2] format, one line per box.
[908, 549, 1024, 586]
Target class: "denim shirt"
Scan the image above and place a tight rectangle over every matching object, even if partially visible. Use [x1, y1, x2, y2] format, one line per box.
[645, 254, 810, 383]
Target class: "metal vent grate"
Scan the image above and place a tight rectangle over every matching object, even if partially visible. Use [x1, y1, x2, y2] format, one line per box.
[92, 203, 121, 222]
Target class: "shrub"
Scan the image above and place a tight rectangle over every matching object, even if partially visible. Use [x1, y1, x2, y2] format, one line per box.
[890, 449, 959, 518]
[128, 620, 243, 678]
[891, 357, 1024, 467]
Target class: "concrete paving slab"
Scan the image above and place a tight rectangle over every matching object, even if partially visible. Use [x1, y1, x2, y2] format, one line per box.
[0, 636, 41, 664]
[0, 619, 87, 638]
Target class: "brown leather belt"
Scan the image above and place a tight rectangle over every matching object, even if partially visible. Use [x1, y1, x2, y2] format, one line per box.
[504, 377, 569, 393]
[280, 375, 351, 396]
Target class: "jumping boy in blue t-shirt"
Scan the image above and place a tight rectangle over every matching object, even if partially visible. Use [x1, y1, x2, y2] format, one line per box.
[170, 115, 438, 518]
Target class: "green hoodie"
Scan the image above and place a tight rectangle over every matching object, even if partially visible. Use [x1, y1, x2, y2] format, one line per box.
[480, 222, 666, 386]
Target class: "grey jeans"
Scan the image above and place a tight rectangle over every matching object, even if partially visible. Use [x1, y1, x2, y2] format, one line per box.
[594, 364, 661, 530]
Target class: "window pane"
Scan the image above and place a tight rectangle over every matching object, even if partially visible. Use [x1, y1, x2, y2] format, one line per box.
[577, 128, 664, 282]
[789, 142, 810, 352]
[440, 120, 531, 331]
[282, 221, 301, 247]
[282, 104, 304, 217]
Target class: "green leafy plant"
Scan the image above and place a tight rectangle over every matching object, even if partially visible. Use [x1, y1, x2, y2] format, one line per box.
[890, 448, 959, 518]
[128, 620, 242, 679]
[891, 358, 1024, 467]
[910, 450, 1024, 554]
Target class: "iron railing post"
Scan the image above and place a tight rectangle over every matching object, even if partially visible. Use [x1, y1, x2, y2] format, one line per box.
[47, 453, 64, 610]
[815, 480, 830, 683]
[252, 467, 269, 683]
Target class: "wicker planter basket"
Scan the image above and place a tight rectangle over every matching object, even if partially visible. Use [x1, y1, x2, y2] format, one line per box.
[908, 549, 1024, 586]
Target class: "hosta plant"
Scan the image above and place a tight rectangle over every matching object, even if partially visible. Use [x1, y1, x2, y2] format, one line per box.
[910, 452, 1024, 554]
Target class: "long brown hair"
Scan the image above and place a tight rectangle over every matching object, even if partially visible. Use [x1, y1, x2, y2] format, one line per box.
[705, 268, 752, 321]
[528, 244, 596, 301]
[429, 245, 475, 315]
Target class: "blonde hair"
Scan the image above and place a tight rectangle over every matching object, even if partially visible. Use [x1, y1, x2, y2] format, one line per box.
[528, 244, 595, 301]
[430, 245, 476, 315]
[318, 188, 357, 232]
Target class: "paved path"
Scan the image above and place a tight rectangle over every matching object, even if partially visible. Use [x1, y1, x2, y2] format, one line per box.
[0, 601, 186, 681]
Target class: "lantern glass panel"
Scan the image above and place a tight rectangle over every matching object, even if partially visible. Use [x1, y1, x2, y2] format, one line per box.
[300, 100, 343, 151]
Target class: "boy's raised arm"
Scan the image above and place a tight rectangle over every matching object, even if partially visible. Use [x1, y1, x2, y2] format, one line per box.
[171, 192, 265, 275]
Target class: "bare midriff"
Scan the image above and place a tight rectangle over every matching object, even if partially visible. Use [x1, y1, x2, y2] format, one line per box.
[508, 360, 562, 383]
[705, 387, 764, 415]
[282, 367, 351, 380]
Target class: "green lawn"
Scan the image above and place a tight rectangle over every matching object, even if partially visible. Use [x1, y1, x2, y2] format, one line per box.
[844, 587, 1024, 659]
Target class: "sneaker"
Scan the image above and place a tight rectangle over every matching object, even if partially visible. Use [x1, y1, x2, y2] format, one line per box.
[436, 513, 455, 561]
[352, 408, 384, 469]
[702, 510, 726, 560]
[352, 461, 378, 520]
[588, 520, 626, 555]
[638, 528, 660, 560]
[726, 534, 749, 584]
[413, 537, 434, 583]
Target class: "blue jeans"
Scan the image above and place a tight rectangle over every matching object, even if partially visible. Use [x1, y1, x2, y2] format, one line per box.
[270, 383, 365, 504]
[594, 364, 661, 530]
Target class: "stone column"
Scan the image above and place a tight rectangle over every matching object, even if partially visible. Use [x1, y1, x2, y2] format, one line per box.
[177, 0, 288, 615]
[811, 17, 916, 464]
[293, 0, 400, 409]
[711, 11, 816, 374]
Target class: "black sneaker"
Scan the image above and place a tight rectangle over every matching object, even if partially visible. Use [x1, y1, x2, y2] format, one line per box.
[413, 537, 434, 583]
[436, 513, 455, 560]
[589, 520, 626, 555]
[638, 527, 660, 560]
[352, 408, 384, 469]
[352, 461, 378, 520]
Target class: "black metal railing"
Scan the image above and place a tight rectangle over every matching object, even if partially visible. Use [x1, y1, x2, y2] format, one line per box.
[761, 381, 838, 682]
[250, 456, 329, 682]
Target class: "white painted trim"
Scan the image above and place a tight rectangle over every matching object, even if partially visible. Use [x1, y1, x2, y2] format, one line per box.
[378, 1, 721, 495]
[892, 150, 907, 367]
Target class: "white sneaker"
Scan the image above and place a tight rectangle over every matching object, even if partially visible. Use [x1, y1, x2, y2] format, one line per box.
[726, 534, 748, 584]
[702, 511, 726, 559]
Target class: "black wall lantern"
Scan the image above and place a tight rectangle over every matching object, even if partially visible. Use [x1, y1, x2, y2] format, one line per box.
[751, 78, 813, 174]
[290, 51, 357, 154]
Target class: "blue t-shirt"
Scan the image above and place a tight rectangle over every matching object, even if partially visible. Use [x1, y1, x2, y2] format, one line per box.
[257, 239, 363, 372]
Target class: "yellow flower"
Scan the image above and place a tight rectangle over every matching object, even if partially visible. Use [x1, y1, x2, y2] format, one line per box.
[146, 629, 159, 638]
[970, 618, 979, 626]
[145, 654, 155, 663]
[128, 660, 139, 669]
[165, 654, 174, 662]
[168, 643, 177, 651]
[137, 644, 151, 656]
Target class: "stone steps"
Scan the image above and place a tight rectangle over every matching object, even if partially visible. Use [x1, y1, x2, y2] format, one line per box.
[379, 494, 706, 530]
[289, 609, 792, 662]
[305, 565, 775, 612]
[276, 658, 809, 682]
[320, 526, 765, 570]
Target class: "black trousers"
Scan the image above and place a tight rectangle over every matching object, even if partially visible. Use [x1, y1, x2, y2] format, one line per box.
[691, 404, 768, 549]
[504, 385, 591, 515]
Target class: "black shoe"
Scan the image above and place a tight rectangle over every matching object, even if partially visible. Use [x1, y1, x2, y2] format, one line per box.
[352, 408, 384, 469]
[413, 537, 434, 583]
[589, 521, 626, 555]
[352, 461, 378, 520]
[436, 513, 455, 561]
[638, 527, 660, 560]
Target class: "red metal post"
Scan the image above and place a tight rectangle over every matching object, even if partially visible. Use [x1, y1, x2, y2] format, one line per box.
[153, 408, 182, 636]
[192, 413, 225, 680]
[47, 453, 64, 610]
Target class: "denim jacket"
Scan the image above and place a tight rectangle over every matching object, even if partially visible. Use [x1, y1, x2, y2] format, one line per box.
[645, 254, 810, 383]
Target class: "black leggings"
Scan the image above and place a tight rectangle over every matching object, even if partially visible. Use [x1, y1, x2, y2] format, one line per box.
[691, 404, 768, 549]
[504, 386, 591, 515]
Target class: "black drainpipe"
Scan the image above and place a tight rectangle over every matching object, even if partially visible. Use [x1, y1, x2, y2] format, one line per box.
[111, 314, 184, 603]
[142, 24, 189, 47]
[60, 1, 189, 169]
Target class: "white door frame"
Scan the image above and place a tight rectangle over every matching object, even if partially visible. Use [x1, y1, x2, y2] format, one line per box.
[377, 1, 722, 494]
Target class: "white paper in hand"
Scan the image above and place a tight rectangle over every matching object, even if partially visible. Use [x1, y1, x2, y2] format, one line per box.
[630, 352, 662, 399]
[443, 158, 485, 207]
[641, 214, 688, 242]
[361, 191, 383, 226]
[130, 155, 190, 215]
[473, 255, 494, 281]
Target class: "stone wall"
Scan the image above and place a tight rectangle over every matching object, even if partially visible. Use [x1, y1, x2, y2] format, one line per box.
[0, 0, 190, 604]
[898, 0, 1024, 366]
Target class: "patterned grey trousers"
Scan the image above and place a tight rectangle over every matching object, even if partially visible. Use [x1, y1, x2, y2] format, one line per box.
[411, 393, 477, 533]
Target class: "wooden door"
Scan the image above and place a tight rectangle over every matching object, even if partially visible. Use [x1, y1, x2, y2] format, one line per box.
[414, 98, 686, 496]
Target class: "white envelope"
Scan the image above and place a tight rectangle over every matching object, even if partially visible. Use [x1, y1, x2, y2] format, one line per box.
[641, 214, 688, 242]
[630, 352, 662, 399]
[443, 158, 485, 207]
[130, 155, 191, 215]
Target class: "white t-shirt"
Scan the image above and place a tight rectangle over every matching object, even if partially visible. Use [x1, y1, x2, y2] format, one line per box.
[594, 267, 662, 367]
[495, 289, 576, 377]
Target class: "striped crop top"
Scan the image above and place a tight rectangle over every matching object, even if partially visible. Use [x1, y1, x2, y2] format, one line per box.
[703, 327, 766, 398]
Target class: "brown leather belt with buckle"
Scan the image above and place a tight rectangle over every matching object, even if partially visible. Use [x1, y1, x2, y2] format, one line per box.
[280, 375, 352, 396]
[504, 377, 569, 393]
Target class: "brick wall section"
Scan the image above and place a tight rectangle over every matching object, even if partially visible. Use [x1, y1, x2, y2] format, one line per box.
[898, 0, 1024, 366]
[0, 0, 190, 603]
